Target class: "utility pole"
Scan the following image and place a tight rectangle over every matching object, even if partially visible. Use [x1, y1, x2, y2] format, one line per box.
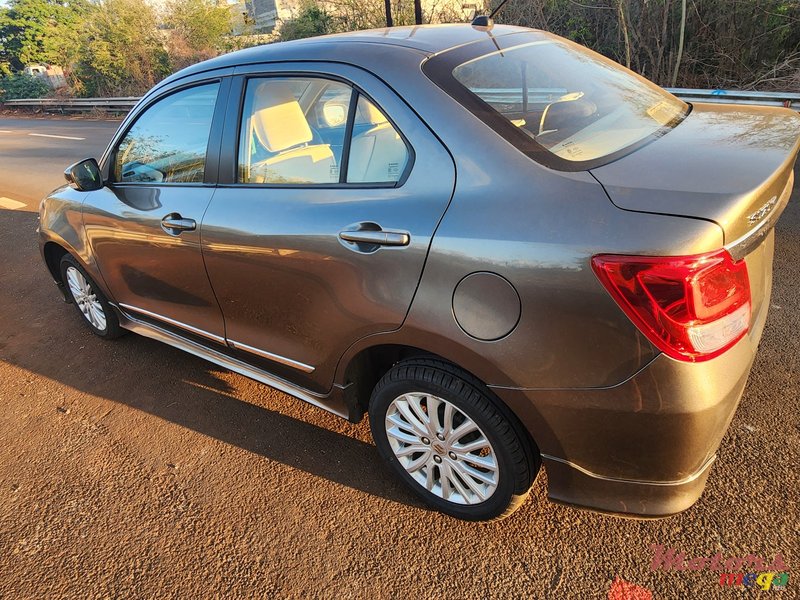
[385, 0, 393, 27]
[414, 0, 423, 25]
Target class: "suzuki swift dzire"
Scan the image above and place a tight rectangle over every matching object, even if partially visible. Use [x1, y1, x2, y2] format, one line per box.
[39, 24, 800, 520]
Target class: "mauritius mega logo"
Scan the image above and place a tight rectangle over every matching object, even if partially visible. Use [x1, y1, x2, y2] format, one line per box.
[650, 544, 790, 591]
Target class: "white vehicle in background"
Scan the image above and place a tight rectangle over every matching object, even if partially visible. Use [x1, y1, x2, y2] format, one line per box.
[23, 64, 67, 90]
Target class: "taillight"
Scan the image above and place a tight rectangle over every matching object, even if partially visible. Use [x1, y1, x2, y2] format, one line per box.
[591, 249, 750, 362]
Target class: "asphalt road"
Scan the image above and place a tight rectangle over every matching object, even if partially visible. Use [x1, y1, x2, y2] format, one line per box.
[0, 116, 797, 599]
[0, 117, 118, 206]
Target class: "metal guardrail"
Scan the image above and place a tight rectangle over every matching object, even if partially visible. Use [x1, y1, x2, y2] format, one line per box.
[1, 97, 139, 112]
[1, 88, 798, 114]
[472, 87, 800, 109]
[667, 88, 799, 108]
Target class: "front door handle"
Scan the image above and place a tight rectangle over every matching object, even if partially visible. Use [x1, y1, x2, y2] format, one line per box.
[161, 213, 196, 234]
[339, 229, 410, 247]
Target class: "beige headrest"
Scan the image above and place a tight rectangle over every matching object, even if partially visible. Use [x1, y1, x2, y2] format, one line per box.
[358, 98, 388, 126]
[251, 81, 312, 152]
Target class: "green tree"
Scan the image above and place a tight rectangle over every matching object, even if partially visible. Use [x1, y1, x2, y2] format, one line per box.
[0, 72, 50, 100]
[0, 0, 90, 70]
[41, 0, 93, 72]
[279, 2, 341, 42]
[74, 0, 170, 97]
[166, 0, 232, 52]
[164, 0, 233, 71]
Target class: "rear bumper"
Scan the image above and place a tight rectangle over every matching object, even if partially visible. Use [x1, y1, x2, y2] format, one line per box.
[542, 452, 716, 518]
[491, 275, 770, 517]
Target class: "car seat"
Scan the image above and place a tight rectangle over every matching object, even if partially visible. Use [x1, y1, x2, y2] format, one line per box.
[248, 81, 337, 184]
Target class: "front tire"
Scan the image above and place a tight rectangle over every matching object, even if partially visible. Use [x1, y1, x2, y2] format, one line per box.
[60, 254, 122, 339]
[369, 358, 539, 521]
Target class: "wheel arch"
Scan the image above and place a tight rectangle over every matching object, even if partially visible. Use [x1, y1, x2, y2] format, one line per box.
[340, 343, 432, 417]
[43, 240, 70, 283]
[40, 233, 115, 304]
[339, 342, 541, 460]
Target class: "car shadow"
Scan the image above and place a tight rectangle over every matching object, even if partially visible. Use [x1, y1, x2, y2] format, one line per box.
[0, 208, 422, 509]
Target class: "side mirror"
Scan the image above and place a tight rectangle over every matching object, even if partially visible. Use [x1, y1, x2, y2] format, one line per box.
[64, 158, 103, 192]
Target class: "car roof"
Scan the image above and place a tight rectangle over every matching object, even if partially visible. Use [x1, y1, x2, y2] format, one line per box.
[293, 23, 531, 53]
[160, 24, 532, 86]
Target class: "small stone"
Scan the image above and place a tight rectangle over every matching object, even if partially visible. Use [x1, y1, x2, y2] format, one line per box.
[56, 406, 70, 414]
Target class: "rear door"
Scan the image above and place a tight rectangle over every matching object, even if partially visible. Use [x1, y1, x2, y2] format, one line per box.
[201, 63, 456, 392]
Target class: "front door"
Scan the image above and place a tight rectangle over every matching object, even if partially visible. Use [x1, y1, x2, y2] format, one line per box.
[202, 66, 456, 391]
[84, 81, 227, 343]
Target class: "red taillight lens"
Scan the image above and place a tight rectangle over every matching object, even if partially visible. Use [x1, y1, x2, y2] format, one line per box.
[592, 249, 751, 362]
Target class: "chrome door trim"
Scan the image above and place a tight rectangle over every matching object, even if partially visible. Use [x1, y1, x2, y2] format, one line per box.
[115, 309, 347, 418]
[227, 339, 315, 373]
[118, 303, 226, 344]
[118, 303, 316, 373]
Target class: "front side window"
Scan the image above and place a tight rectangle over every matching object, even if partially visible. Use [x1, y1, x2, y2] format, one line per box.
[238, 77, 410, 185]
[427, 33, 688, 167]
[114, 83, 219, 183]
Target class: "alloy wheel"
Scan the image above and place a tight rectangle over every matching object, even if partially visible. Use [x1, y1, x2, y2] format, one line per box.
[384, 392, 499, 505]
[65, 265, 107, 331]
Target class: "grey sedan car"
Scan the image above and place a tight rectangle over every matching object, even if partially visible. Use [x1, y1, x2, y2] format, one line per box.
[39, 24, 800, 521]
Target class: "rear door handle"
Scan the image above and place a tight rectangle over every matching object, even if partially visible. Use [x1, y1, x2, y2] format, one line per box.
[161, 213, 196, 234]
[339, 229, 410, 247]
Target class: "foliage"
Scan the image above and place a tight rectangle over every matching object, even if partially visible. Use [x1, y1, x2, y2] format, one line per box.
[279, 2, 341, 41]
[0, 72, 50, 100]
[73, 0, 171, 97]
[2, 0, 799, 97]
[0, 0, 91, 71]
[279, 0, 467, 39]
[261, 0, 470, 42]
[490, 0, 800, 90]
[166, 0, 233, 71]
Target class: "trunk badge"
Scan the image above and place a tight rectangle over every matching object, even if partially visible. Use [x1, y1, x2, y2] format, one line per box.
[747, 196, 778, 225]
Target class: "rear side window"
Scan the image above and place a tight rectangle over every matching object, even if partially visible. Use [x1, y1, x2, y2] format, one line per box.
[114, 83, 219, 183]
[347, 96, 409, 184]
[237, 77, 409, 186]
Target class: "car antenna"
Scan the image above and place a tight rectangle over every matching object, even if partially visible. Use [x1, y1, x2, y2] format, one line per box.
[471, 0, 512, 29]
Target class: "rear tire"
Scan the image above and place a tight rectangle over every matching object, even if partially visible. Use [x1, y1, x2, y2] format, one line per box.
[369, 358, 539, 521]
[60, 254, 122, 340]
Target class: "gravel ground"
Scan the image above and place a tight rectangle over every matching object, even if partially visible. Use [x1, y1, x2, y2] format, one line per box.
[0, 119, 797, 598]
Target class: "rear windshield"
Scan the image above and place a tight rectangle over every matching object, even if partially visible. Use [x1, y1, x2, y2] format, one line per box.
[425, 33, 689, 169]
